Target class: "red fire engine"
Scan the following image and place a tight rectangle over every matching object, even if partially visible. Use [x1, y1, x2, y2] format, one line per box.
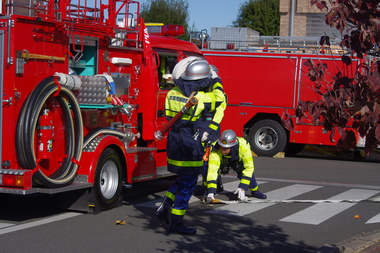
[202, 49, 359, 157]
[0, 0, 203, 212]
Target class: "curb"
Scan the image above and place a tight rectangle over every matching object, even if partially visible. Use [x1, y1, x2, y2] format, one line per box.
[318, 231, 380, 253]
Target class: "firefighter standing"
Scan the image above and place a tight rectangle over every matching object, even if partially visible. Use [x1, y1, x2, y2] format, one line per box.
[206, 129, 267, 201]
[155, 58, 226, 235]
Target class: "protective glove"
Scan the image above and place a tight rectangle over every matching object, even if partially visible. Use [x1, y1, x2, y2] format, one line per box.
[201, 132, 209, 142]
[207, 193, 215, 200]
[234, 188, 246, 201]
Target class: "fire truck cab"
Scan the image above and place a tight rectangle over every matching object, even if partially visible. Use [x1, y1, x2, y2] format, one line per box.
[0, 0, 202, 212]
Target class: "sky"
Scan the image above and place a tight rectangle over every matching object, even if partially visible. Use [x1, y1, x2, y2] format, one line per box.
[138, 0, 248, 35]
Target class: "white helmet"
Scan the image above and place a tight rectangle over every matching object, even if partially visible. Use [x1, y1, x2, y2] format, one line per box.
[218, 130, 238, 148]
[172, 56, 202, 80]
[180, 59, 212, 80]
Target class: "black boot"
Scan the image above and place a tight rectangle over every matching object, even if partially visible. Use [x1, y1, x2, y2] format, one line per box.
[155, 196, 173, 224]
[251, 190, 267, 199]
[168, 214, 197, 235]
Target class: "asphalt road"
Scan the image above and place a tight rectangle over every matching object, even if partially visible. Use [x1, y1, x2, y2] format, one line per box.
[1, 149, 380, 253]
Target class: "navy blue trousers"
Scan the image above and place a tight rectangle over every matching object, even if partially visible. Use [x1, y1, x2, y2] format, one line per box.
[167, 175, 198, 211]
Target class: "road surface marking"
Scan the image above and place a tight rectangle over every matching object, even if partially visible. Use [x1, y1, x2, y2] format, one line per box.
[206, 184, 322, 216]
[213, 180, 267, 193]
[0, 212, 82, 236]
[257, 177, 380, 191]
[135, 180, 267, 208]
[280, 189, 379, 225]
[0, 223, 14, 229]
[366, 213, 380, 224]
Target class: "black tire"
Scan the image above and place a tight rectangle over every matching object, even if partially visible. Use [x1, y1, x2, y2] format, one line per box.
[285, 143, 306, 156]
[91, 148, 123, 211]
[248, 119, 287, 157]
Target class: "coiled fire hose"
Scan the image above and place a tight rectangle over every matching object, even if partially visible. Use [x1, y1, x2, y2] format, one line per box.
[16, 76, 83, 187]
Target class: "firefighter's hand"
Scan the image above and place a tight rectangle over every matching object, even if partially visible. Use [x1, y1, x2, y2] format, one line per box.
[207, 193, 215, 200]
[234, 188, 245, 201]
[201, 132, 209, 142]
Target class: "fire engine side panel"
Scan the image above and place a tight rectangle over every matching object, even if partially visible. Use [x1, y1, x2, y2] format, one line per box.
[0, 30, 3, 167]
[138, 48, 159, 141]
[95, 46, 140, 140]
[97, 45, 158, 142]
[203, 51, 297, 108]
[203, 51, 298, 137]
[95, 47, 157, 179]
[292, 56, 336, 145]
[1, 17, 68, 170]
[96, 41, 164, 177]
[217, 106, 244, 136]
[203, 50, 356, 147]
[290, 56, 358, 145]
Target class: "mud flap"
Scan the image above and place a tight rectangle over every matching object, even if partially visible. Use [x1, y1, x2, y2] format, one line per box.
[55, 188, 92, 212]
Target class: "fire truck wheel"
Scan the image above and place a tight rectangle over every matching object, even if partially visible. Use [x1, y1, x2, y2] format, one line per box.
[248, 119, 287, 157]
[92, 148, 122, 211]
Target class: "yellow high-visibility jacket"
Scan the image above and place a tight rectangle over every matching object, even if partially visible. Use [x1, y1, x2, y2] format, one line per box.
[207, 137, 254, 194]
[165, 84, 226, 175]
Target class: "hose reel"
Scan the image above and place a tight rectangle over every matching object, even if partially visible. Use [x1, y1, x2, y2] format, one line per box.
[16, 76, 83, 187]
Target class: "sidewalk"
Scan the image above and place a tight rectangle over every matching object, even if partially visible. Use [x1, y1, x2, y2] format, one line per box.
[319, 230, 380, 253]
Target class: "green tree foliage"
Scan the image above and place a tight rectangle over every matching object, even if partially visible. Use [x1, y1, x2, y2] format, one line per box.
[233, 0, 280, 36]
[140, 0, 190, 40]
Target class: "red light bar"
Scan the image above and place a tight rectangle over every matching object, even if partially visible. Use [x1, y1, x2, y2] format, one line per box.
[148, 25, 185, 37]
[161, 25, 185, 37]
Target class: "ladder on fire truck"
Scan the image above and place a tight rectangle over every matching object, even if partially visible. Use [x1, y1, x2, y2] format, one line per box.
[204, 36, 345, 54]
[4, 0, 145, 53]
[192, 29, 344, 55]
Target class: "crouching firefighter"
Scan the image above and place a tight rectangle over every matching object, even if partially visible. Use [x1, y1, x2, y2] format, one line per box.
[206, 129, 267, 202]
[155, 58, 225, 235]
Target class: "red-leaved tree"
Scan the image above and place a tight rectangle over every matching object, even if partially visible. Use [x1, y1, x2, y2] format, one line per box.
[286, 0, 380, 155]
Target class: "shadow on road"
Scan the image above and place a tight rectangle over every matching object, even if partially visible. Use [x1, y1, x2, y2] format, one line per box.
[0, 193, 62, 222]
[132, 196, 317, 253]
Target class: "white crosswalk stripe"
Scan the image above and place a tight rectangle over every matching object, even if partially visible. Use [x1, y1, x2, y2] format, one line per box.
[280, 189, 379, 225]
[0, 213, 82, 235]
[206, 184, 322, 216]
[0, 223, 14, 229]
[217, 180, 269, 192]
[135, 179, 380, 226]
[366, 213, 380, 224]
[135, 180, 267, 208]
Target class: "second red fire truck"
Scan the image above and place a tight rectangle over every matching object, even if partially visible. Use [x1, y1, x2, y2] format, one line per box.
[202, 47, 361, 157]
